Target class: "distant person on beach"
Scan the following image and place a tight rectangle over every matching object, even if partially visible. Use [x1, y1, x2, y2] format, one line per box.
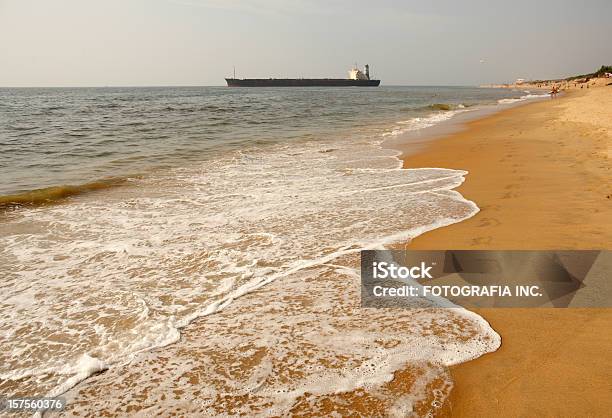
[550, 85, 559, 98]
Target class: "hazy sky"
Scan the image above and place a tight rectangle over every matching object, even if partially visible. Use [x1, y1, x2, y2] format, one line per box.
[1, 0, 610, 86]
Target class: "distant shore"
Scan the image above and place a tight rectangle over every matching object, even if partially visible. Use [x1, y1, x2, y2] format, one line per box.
[482, 73, 611, 91]
[402, 79, 611, 416]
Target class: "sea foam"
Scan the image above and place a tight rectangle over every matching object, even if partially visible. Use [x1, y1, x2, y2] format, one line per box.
[1, 110, 499, 415]
[497, 92, 550, 104]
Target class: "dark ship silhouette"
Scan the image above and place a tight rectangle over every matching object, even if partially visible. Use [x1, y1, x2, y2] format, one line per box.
[226, 65, 380, 87]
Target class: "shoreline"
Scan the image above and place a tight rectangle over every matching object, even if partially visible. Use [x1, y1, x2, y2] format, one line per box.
[5, 84, 609, 415]
[27, 88, 520, 413]
[383, 91, 550, 161]
[401, 84, 611, 416]
[47, 90, 528, 416]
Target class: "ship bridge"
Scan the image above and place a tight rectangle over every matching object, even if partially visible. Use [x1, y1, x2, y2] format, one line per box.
[349, 64, 371, 80]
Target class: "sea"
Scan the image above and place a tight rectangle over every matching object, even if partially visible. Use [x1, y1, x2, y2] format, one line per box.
[0, 86, 546, 415]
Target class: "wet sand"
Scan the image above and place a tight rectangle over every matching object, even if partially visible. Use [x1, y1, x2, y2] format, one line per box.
[403, 83, 612, 416]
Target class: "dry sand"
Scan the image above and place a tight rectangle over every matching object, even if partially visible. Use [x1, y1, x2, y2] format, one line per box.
[402, 82, 612, 416]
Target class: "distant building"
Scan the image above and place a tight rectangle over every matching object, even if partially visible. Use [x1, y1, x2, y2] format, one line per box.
[515, 78, 526, 85]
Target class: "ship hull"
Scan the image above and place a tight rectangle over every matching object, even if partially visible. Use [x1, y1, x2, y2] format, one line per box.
[225, 78, 380, 87]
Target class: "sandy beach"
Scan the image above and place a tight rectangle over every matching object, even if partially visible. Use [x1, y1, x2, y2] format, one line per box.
[3, 0, 611, 415]
[403, 81, 612, 416]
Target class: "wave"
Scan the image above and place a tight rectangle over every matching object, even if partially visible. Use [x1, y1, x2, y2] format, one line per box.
[0, 178, 129, 210]
[498, 92, 549, 104]
[383, 109, 467, 138]
[401, 103, 472, 113]
[427, 103, 455, 111]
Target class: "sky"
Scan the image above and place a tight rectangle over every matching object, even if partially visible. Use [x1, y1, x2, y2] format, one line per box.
[0, 0, 610, 86]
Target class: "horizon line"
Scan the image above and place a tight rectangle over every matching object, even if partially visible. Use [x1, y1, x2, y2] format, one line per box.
[0, 83, 494, 89]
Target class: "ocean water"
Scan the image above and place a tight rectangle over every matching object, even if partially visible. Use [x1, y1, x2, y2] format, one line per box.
[0, 86, 540, 199]
[0, 86, 544, 415]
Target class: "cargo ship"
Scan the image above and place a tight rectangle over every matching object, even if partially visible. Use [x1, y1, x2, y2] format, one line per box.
[225, 65, 380, 87]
